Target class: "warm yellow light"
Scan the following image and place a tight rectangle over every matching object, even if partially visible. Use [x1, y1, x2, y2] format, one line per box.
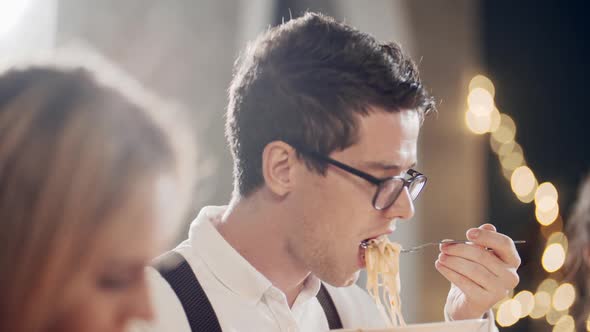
[537, 203, 560, 226]
[493, 298, 507, 311]
[511, 166, 537, 198]
[542, 244, 566, 273]
[469, 74, 496, 97]
[547, 307, 568, 326]
[468, 88, 495, 116]
[493, 290, 515, 311]
[553, 283, 576, 311]
[537, 197, 559, 214]
[586, 313, 590, 331]
[514, 290, 535, 318]
[535, 182, 559, 210]
[535, 182, 559, 221]
[501, 151, 525, 172]
[489, 108, 501, 132]
[547, 232, 569, 253]
[498, 140, 520, 157]
[510, 143, 523, 160]
[517, 180, 537, 203]
[501, 167, 514, 181]
[496, 299, 521, 327]
[465, 109, 492, 134]
[491, 124, 515, 144]
[509, 299, 521, 317]
[530, 291, 551, 319]
[491, 114, 516, 144]
[490, 134, 503, 153]
[538, 279, 560, 295]
[553, 315, 575, 332]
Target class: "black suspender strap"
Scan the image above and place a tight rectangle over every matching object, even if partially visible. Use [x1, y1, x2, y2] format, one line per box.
[316, 283, 344, 329]
[153, 251, 223, 332]
[153, 251, 344, 331]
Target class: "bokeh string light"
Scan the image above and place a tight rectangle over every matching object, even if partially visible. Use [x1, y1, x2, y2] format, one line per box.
[466, 75, 572, 328]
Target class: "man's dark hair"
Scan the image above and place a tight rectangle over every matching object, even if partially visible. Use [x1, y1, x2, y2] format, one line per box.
[226, 12, 436, 197]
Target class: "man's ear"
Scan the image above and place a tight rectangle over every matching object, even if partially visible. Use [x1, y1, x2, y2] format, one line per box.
[261, 141, 299, 197]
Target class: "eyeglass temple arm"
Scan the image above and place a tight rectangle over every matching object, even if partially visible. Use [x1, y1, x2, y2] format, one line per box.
[294, 147, 382, 185]
[319, 155, 382, 185]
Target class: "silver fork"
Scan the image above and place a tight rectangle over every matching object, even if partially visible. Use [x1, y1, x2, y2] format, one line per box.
[361, 239, 526, 253]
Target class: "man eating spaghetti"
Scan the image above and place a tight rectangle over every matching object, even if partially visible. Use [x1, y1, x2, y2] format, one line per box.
[131, 12, 521, 332]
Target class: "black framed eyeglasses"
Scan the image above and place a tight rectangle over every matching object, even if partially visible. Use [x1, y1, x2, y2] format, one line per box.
[294, 146, 427, 211]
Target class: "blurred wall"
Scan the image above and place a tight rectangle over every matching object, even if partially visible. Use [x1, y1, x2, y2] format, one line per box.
[56, 0, 275, 237]
[404, 0, 486, 322]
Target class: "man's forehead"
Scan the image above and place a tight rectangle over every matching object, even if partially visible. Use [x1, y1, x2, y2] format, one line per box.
[356, 108, 420, 136]
[361, 160, 418, 172]
[355, 132, 418, 161]
[343, 138, 418, 170]
[333, 109, 420, 164]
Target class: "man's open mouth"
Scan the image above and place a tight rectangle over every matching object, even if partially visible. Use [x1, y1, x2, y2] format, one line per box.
[360, 237, 381, 249]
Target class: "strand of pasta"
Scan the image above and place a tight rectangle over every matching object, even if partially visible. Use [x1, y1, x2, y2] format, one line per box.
[365, 237, 405, 327]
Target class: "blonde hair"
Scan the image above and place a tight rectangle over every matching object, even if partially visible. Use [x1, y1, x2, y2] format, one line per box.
[0, 64, 194, 331]
[564, 173, 590, 331]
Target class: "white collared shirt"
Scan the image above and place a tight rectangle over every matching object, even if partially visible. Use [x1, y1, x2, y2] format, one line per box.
[130, 206, 497, 332]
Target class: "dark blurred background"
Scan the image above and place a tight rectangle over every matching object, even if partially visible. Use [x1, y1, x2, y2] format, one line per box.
[483, 1, 589, 331]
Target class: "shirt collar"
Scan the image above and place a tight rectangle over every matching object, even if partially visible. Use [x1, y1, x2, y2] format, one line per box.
[187, 206, 322, 306]
[188, 206, 272, 304]
[293, 274, 322, 310]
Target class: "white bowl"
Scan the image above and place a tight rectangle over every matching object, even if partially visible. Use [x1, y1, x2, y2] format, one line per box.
[333, 319, 489, 332]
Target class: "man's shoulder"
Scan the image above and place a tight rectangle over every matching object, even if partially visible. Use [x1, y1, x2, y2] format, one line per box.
[127, 258, 194, 332]
[323, 282, 389, 329]
[144, 265, 179, 299]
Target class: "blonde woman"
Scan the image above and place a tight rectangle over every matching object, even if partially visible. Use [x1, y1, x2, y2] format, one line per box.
[0, 64, 194, 332]
[565, 173, 590, 331]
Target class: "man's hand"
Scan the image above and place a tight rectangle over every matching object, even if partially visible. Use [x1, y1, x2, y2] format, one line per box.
[435, 224, 521, 320]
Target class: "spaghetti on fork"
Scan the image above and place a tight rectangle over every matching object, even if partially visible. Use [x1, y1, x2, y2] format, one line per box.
[364, 236, 405, 327]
